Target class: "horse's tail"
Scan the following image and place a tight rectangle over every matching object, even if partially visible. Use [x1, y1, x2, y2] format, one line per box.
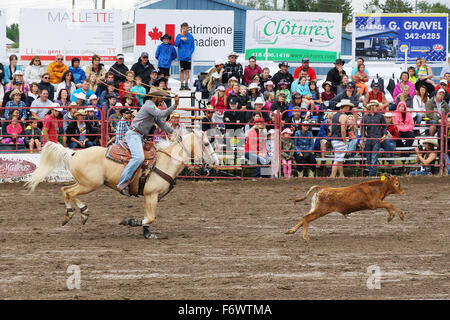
[25, 142, 75, 193]
[293, 185, 320, 205]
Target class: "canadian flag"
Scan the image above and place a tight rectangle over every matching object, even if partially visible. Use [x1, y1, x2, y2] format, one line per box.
[136, 24, 175, 46]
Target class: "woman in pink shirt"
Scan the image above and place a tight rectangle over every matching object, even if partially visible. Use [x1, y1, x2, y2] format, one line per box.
[394, 101, 415, 148]
[243, 56, 263, 85]
[393, 72, 416, 101]
[3, 116, 24, 144]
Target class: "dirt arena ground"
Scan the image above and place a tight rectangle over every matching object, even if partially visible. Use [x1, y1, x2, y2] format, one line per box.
[0, 176, 448, 300]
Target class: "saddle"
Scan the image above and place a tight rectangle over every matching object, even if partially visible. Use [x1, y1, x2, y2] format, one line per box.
[106, 140, 157, 196]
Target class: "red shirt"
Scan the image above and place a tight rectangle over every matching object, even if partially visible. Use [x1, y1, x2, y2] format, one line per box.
[436, 84, 450, 95]
[43, 114, 59, 144]
[293, 66, 317, 81]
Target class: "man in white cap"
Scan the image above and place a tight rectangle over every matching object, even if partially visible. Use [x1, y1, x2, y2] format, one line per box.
[432, 78, 450, 103]
[329, 99, 352, 178]
[30, 88, 53, 120]
[223, 52, 243, 84]
[42, 103, 63, 145]
[117, 88, 179, 196]
[109, 53, 129, 85]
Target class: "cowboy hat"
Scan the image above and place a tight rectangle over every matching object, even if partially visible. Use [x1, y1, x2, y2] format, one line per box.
[278, 61, 289, 68]
[336, 99, 354, 108]
[214, 59, 225, 66]
[204, 105, 214, 112]
[281, 128, 293, 135]
[248, 83, 260, 90]
[366, 99, 381, 108]
[85, 107, 95, 112]
[385, 112, 393, 117]
[228, 51, 239, 58]
[254, 97, 265, 105]
[74, 109, 87, 117]
[148, 86, 173, 98]
[228, 76, 238, 83]
[51, 102, 63, 112]
[153, 76, 168, 87]
[9, 89, 21, 99]
[88, 94, 98, 101]
[160, 34, 172, 41]
[216, 85, 226, 92]
[334, 58, 345, 65]
[422, 139, 438, 147]
[74, 92, 86, 100]
[264, 80, 274, 88]
[169, 112, 180, 120]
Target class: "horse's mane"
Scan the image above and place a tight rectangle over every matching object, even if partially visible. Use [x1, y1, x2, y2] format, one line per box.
[155, 132, 194, 150]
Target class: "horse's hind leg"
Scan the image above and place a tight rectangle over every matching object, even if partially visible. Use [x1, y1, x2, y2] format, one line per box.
[61, 184, 77, 226]
[66, 183, 99, 225]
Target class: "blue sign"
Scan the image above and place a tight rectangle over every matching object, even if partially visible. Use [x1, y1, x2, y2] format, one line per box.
[354, 14, 448, 62]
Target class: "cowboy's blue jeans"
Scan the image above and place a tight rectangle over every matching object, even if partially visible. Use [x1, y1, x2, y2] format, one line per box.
[117, 130, 144, 189]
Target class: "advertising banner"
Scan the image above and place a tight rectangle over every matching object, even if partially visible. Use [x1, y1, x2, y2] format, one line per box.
[353, 13, 448, 63]
[135, 9, 234, 61]
[245, 11, 342, 62]
[19, 8, 122, 62]
[0, 9, 6, 60]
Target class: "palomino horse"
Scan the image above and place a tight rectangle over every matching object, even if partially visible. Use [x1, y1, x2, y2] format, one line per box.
[26, 130, 219, 239]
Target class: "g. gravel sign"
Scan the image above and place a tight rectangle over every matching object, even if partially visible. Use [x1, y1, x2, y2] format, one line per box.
[245, 11, 342, 62]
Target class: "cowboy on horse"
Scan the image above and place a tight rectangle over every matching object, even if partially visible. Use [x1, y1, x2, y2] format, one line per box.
[117, 87, 179, 196]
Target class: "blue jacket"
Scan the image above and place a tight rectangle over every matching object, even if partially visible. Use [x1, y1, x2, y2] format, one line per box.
[69, 66, 86, 84]
[174, 33, 195, 61]
[4, 65, 23, 84]
[294, 130, 314, 153]
[155, 43, 177, 69]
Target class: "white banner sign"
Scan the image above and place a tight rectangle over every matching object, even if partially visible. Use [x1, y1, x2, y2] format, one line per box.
[19, 8, 122, 62]
[135, 9, 234, 61]
[0, 9, 6, 60]
[246, 10, 342, 62]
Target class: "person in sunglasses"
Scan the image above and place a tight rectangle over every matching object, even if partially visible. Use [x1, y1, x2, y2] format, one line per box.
[47, 54, 68, 85]
[38, 72, 55, 101]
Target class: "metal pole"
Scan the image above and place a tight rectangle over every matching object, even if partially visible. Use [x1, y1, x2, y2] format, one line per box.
[102, 0, 106, 9]
[72, 0, 75, 9]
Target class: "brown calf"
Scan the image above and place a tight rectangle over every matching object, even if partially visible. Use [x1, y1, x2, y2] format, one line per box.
[286, 175, 405, 240]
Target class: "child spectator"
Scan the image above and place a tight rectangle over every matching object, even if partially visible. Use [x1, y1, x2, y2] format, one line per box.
[168, 112, 187, 135]
[100, 84, 118, 107]
[227, 82, 240, 100]
[210, 86, 227, 126]
[69, 57, 86, 86]
[155, 34, 177, 78]
[109, 103, 123, 134]
[408, 66, 417, 84]
[2, 115, 24, 145]
[264, 92, 274, 112]
[24, 56, 45, 85]
[413, 85, 428, 126]
[276, 79, 291, 104]
[88, 73, 102, 97]
[244, 118, 270, 177]
[354, 63, 369, 97]
[309, 80, 322, 106]
[24, 118, 43, 152]
[175, 22, 195, 90]
[321, 81, 335, 108]
[130, 76, 146, 106]
[225, 77, 239, 97]
[119, 81, 133, 101]
[281, 128, 295, 178]
[121, 93, 135, 107]
[263, 80, 275, 101]
[237, 85, 251, 110]
[119, 71, 135, 93]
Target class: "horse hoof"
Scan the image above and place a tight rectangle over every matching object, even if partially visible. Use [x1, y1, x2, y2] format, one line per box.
[62, 217, 70, 226]
[143, 226, 157, 239]
[119, 218, 128, 226]
[81, 215, 89, 225]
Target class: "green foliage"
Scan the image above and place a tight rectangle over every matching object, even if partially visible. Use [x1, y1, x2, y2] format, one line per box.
[6, 23, 19, 43]
[417, 1, 450, 14]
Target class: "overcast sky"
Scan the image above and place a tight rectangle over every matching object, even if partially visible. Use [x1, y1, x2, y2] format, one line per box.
[1, 0, 443, 25]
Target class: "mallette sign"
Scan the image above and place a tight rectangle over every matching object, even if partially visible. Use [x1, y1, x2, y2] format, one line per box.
[0, 157, 36, 179]
[135, 9, 234, 61]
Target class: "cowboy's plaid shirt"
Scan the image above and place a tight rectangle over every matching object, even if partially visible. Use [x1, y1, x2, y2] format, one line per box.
[115, 117, 130, 144]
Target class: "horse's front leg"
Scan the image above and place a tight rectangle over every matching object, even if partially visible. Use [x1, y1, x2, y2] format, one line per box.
[142, 193, 159, 239]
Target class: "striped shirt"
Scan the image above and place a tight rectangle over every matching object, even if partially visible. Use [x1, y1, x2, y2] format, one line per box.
[115, 117, 130, 144]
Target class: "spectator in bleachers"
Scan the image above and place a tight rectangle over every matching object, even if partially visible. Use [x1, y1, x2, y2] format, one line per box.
[3, 54, 22, 85]
[71, 80, 94, 103]
[394, 101, 415, 148]
[108, 103, 123, 135]
[100, 82, 118, 107]
[275, 79, 291, 104]
[272, 61, 294, 90]
[69, 57, 86, 87]
[415, 58, 435, 94]
[259, 68, 272, 91]
[393, 72, 415, 102]
[293, 58, 317, 82]
[155, 34, 177, 78]
[210, 86, 227, 126]
[410, 139, 438, 176]
[251, 73, 261, 86]
[425, 89, 448, 137]
[413, 85, 428, 126]
[42, 104, 62, 145]
[280, 128, 294, 178]
[112, 108, 132, 145]
[85, 54, 106, 83]
[87, 95, 101, 118]
[329, 100, 352, 178]
[252, 97, 270, 123]
[24, 56, 45, 85]
[354, 63, 369, 98]
[66, 109, 95, 149]
[30, 88, 52, 120]
[130, 76, 146, 106]
[38, 73, 55, 101]
[201, 105, 215, 133]
[243, 56, 262, 85]
[24, 118, 42, 152]
[245, 118, 270, 178]
[109, 54, 128, 86]
[224, 96, 244, 130]
[432, 79, 450, 103]
[62, 102, 77, 147]
[336, 74, 350, 95]
[26, 82, 40, 107]
[131, 52, 155, 88]
[263, 80, 275, 100]
[330, 82, 359, 110]
[5, 71, 29, 96]
[271, 91, 289, 121]
[225, 77, 239, 98]
[309, 81, 321, 107]
[56, 70, 76, 99]
[0, 61, 4, 84]
[408, 66, 417, 85]
[2, 109, 20, 134]
[0, 82, 4, 107]
[395, 84, 413, 111]
[351, 57, 368, 81]
[203, 60, 224, 94]
[317, 114, 333, 159]
[73, 92, 87, 107]
[264, 92, 274, 112]
[223, 52, 243, 84]
[2, 115, 24, 145]
[2, 80, 26, 108]
[326, 59, 346, 94]
[363, 81, 389, 111]
[291, 76, 314, 111]
[294, 121, 316, 177]
[237, 85, 251, 110]
[361, 100, 388, 176]
[168, 112, 187, 136]
[47, 54, 67, 85]
[88, 73, 102, 97]
[5, 90, 26, 120]
[121, 92, 136, 109]
[55, 88, 71, 110]
[284, 104, 304, 132]
[119, 70, 135, 93]
[244, 112, 262, 135]
[248, 83, 264, 107]
[101, 71, 117, 93]
[321, 81, 335, 108]
[345, 114, 359, 160]
[227, 82, 240, 100]
[440, 58, 450, 78]
[382, 112, 398, 162]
